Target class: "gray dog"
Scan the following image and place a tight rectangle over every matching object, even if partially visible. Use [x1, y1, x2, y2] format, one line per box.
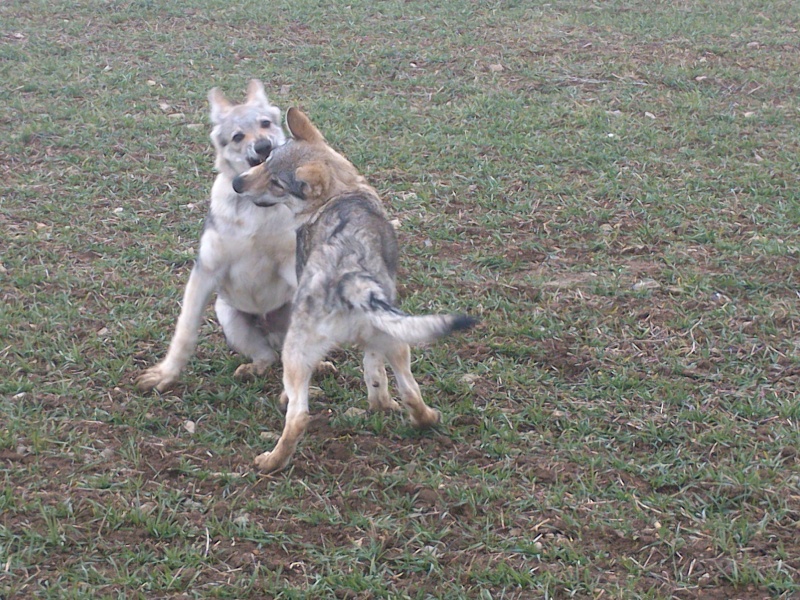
[232, 108, 475, 473]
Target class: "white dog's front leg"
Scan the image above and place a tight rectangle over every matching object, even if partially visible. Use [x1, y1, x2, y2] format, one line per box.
[137, 263, 220, 392]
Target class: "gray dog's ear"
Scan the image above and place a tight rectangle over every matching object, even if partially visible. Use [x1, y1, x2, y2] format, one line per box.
[294, 163, 330, 200]
[286, 107, 325, 144]
[208, 88, 233, 124]
[246, 79, 270, 107]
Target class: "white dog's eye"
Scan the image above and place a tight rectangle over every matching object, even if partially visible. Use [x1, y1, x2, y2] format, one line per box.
[270, 178, 283, 189]
[232, 132, 245, 143]
[260, 119, 272, 128]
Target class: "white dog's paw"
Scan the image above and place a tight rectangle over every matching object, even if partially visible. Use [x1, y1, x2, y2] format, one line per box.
[368, 396, 401, 413]
[254, 450, 290, 474]
[316, 361, 338, 376]
[136, 364, 179, 392]
[234, 360, 273, 381]
[277, 391, 289, 414]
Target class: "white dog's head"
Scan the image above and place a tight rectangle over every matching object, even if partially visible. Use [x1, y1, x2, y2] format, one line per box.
[208, 79, 286, 179]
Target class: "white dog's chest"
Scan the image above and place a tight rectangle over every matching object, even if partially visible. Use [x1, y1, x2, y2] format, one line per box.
[219, 248, 294, 314]
[200, 198, 297, 315]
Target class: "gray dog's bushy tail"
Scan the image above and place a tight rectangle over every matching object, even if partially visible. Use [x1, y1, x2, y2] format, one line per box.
[368, 305, 476, 345]
[339, 275, 476, 344]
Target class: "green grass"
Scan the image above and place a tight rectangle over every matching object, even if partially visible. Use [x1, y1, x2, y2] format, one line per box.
[1, 0, 799, 597]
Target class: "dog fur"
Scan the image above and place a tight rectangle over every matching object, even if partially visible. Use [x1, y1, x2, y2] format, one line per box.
[136, 80, 297, 392]
[232, 108, 475, 473]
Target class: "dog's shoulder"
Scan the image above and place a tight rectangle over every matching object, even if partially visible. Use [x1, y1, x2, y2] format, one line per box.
[300, 190, 399, 279]
[314, 191, 393, 241]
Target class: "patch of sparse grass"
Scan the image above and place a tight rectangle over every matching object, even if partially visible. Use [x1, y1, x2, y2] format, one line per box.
[2, 0, 799, 598]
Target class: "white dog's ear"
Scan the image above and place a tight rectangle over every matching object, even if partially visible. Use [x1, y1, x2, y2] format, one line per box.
[286, 107, 325, 144]
[208, 88, 233, 124]
[246, 79, 270, 107]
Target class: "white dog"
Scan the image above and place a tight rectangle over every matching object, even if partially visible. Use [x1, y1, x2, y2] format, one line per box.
[137, 80, 297, 392]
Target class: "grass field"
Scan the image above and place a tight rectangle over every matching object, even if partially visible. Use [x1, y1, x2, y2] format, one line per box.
[2, 0, 799, 597]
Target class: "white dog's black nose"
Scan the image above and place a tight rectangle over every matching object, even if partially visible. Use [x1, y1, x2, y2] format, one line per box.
[232, 175, 245, 194]
[253, 139, 273, 159]
[247, 140, 273, 167]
